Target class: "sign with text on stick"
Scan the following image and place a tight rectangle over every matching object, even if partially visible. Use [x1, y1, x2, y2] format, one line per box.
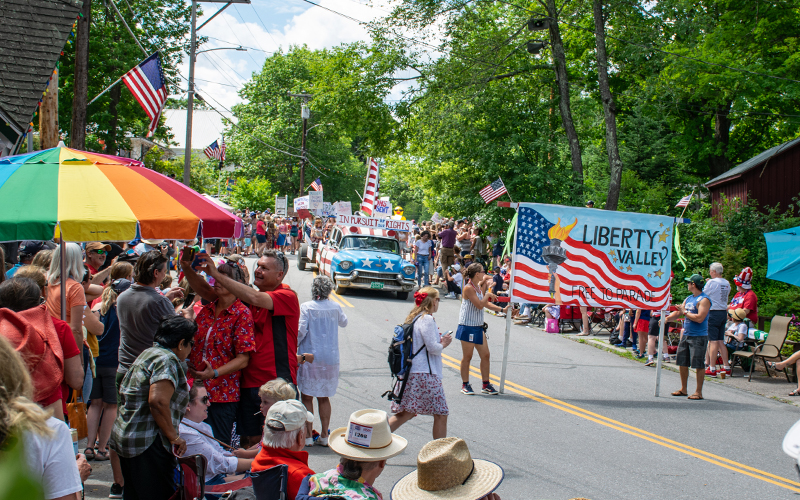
[510, 203, 674, 310]
[293, 196, 309, 211]
[275, 195, 288, 216]
[308, 191, 323, 210]
[335, 201, 352, 217]
[337, 214, 412, 232]
[374, 198, 391, 218]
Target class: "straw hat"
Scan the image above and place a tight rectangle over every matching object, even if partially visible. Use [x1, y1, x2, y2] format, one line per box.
[728, 308, 748, 321]
[328, 409, 407, 462]
[391, 437, 503, 500]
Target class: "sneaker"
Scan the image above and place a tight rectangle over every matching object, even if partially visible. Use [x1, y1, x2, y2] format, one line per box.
[305, 437, 314, 447]
[705, 367, 717, 378]
[663, 355, 670, 363]
[461, 383, 475, 395]
[481, 383, 499, 395]
[109, 484, 123, 499]
[645, 358, 656, 366]
[623, 340, 632, 347]
[317, 436, 329, 447]
[724, 366, 732, 376]
[445, 292, 456, 299]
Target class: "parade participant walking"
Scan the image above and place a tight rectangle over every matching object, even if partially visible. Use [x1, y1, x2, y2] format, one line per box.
[255, 215, 267, 256]
[666, 274, 711, 400]
[182, 250, 300, 448]
[188, 260, 256, 445]
[388, 287, 452, 439]
[414, 231, 433, 288]
[703, 262, 732, 377]
[298, 276, 348, 447]
[438, 222, 457, 270]
[111, 316, 195, 500]
[457, 263, 507, 396]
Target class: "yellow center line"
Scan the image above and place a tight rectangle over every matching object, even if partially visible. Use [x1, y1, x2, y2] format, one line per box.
[440, 353, 800, 492]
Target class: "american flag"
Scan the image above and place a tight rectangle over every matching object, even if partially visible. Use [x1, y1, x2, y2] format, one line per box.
[204, 140, 226, 162]
[360, 157, 380, 216]
[310, 177, 323, 191]
[512, 206, 671, 309]
[122, 52, 168, 137]
[675, 194, 692, 208]
[479, 178, 508, 203]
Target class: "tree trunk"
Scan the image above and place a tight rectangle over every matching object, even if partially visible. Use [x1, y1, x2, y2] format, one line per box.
[710, 101, 732, 178]
[107, 84, 121, 156]
[70, 0, 92, 150]
[39, 71, 59, 149]
[593, 0, 623, 211]
[546, 0, 583, 191]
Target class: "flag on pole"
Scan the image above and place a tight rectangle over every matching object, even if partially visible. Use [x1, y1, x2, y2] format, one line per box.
[121, 52, 168, 137]
[675, 194, 692, 208]
[204, 140, 226, 162]
[479, 178, 508, 203]
[360, 157, 380, 216]
[310, 177, 323, 191]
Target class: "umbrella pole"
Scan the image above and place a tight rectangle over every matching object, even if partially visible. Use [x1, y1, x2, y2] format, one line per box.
[60, 238, 67, 321]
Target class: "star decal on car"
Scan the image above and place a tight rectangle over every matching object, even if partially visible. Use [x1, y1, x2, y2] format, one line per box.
[361, 257, 373, 268]
[383, 261, 395, 271]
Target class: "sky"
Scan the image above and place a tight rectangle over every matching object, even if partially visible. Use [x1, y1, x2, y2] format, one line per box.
[178, 0, 401, 112]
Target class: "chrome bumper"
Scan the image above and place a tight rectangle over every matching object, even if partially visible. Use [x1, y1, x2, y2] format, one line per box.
[335, 272, 415, 291]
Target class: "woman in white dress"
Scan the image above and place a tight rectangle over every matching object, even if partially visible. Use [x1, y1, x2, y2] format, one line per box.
[298, 276, 348, 447]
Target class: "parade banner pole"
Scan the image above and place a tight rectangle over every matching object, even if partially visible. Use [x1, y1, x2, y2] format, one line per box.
[654, 309, 667, 396]
[498, 203, 519, 394]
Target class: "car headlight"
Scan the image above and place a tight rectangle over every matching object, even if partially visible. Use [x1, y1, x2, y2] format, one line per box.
[403, 266, 415, 275]
[340, 260, 353, 270]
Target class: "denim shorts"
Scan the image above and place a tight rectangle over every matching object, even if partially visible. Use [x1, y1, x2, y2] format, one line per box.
[456, 324, 485, 345]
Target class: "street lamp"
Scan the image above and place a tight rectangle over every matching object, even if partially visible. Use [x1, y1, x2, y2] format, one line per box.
[196, 45, 247, 55]
[183, 0, 251, 187]
[305, 123, 334, 136]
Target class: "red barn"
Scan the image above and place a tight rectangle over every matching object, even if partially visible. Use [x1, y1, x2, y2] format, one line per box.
[706, 136, 800, 216]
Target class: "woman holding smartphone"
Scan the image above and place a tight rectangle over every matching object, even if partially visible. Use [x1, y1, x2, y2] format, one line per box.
[388, 286, 452, 439]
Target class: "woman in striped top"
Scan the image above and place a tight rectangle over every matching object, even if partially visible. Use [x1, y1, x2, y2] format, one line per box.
[456, 263, 507, 396]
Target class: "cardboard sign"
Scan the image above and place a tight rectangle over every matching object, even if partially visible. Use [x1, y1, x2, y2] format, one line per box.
[308, 191, 323, 210]
[322, 202, 335, 217]
[294, 196, 309, 211]
[335, 201, 352, 216]
[374, 198, 391, 219]
[431, 212, 442, 223]
[337, 214, 412, 232]
[510, 203, 674, 310]
[275, 195, 288, 216]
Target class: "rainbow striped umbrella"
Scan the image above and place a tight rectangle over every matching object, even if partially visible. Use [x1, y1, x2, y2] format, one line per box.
[0, 144, 242, 242]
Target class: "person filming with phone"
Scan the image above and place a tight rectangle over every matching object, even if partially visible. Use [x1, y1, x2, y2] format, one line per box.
[388, 287, 452, 440]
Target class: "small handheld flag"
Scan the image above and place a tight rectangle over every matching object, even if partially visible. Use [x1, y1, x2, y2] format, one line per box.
[121, 52, 168, 137]
[675, 194, 692, 208]
[479, 178, 508, 204]
[310, 177, 323, 191]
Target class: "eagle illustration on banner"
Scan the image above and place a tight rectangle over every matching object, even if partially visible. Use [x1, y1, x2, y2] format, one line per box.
[511, 203, 674, 310]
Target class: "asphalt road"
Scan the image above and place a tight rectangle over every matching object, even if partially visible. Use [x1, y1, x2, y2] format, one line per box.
[85, 253, 800, 499]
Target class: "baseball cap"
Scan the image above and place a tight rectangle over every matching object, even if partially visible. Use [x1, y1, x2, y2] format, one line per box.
[685, 273, 704, 288]
[19, 241, 45, 256]
[265, 400, 313, 432]
[86, 242, 112, 253]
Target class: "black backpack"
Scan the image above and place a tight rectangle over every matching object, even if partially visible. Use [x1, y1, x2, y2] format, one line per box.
[382, 316, 429, 403]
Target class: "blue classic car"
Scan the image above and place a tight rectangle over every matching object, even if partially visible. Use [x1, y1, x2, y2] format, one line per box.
[297, 225, 416, 300]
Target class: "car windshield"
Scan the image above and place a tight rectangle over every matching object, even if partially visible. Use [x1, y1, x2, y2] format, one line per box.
[341, 236, 400, 254]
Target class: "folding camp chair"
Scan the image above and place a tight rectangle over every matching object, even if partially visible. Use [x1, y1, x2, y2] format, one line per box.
[170, 454, 208, 500]
[251, 464, 289, 500]
[732, 316, 792, 382]
[589, 308, 619, 336]
[559, 305, 582, 333]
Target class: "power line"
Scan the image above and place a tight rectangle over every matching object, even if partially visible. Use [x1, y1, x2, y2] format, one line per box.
[219, 10, 262, 67]
[205, 36, 273, 54]
[249, 3, 282, 51]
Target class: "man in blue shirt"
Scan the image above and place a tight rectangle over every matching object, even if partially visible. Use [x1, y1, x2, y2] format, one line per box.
[666, 274, 711, 400]
[5, 241, 45, 278]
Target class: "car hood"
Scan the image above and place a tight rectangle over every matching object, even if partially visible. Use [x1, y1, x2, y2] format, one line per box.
[335, 250, 410, 267]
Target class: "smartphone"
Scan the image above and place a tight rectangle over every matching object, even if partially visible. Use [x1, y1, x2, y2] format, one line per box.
[180, 245, 197, 263]
[443, 330, 453, 337]
[191, 249, 207, 270]
[181, 292, 196, 309]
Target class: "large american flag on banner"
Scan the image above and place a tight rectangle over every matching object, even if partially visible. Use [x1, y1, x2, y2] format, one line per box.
[122, 52, 168, 137]
[360, 157, 380, 216]
[511, 204, 673, 309]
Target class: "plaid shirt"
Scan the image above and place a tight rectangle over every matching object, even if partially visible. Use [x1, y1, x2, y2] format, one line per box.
[111, 345, 189, 458]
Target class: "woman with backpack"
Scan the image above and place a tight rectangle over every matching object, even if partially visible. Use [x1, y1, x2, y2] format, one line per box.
[388, 287, 452, 439]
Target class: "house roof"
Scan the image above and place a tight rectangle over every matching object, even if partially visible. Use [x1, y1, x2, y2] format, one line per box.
[0, 0, 82, 140]
[706, 136, 800, 188]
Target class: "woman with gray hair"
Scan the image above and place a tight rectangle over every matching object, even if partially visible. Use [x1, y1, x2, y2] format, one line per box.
[297, 275, 348, 447]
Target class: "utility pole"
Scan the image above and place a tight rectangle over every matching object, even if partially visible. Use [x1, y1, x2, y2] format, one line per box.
[40, 69, 59, 149]
[288, 92, 312, 195]
[184, 0, 250, 186]
[70, 0, 91, 150]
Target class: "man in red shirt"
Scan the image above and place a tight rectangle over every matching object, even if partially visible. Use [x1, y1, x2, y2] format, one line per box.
[251, 400, 315, 500]
[182, 249, 301, 447]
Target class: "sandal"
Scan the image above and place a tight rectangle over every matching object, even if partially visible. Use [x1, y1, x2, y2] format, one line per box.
[83, 447, 95, 460]
[688, 394, 704, 400]
[768, 361, 781, 371]
[94, 449, 110, 461]
[671, 390, 688, 397]
[789, 389, 800, 397]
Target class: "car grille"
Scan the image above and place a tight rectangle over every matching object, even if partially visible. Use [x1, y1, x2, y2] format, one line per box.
[355, 271, 398, 281]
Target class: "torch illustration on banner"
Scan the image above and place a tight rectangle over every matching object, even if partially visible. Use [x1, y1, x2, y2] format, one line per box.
[541, 218, 577, 300]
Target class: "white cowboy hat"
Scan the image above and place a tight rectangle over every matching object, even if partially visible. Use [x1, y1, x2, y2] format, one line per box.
[390, 437, 503, 500]
[328, 409, 407, 462]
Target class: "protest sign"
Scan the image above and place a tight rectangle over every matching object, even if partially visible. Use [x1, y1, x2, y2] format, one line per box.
[275, 196, 288, 216]
[431, 212, 442, 223]
[510, 203, 674, 309]
[337, 214, 412, 232]
[309, 191, 323, 210]
[322, 202, 335, 217]
[335, 201, 352, 216]
[293, 196, 309, 211]
[374, 198, 391, 218]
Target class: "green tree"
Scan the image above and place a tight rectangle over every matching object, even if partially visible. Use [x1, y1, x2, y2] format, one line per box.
[229, 177, 274, 212]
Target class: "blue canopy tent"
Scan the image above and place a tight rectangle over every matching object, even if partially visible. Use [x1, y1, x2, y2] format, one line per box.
[764, 226, 800, 287]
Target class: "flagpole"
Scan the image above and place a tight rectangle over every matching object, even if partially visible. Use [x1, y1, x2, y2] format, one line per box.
[679, 188, 695, 218]
[501, 177, 513, 203]
[88, 77, 122, 106]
